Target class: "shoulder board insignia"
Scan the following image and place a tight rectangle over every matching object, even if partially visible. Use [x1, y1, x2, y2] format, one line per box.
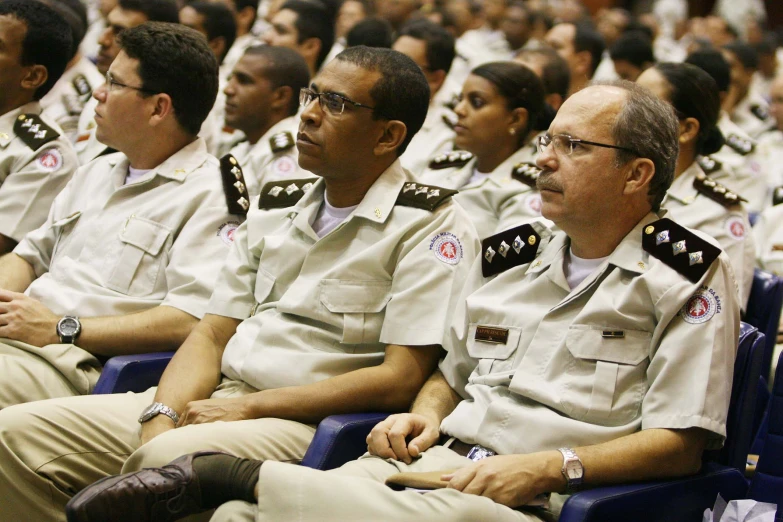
[269, 131, 295, 153]
[444, 93, 459, 111]
[693, 173, 746, 208]
[751, 104, 769, 121]
[396, 182, 457, 211]
[13, 114, 59, 150]
[511, 162, 541, 188]
[482, 223, 542, 277]
[773, 186, 783, 206]
[696, 155, 722, 174]
[259, 178, 317, 210]
[220, 154, 251, 216]
[63, 94, 84, 116]
[441, 113, 456, 130]
[643, 218, 721, 283]
[428, 150, 473, 170]
[72, 74, 92, 98]
[725, 133, 755, 155]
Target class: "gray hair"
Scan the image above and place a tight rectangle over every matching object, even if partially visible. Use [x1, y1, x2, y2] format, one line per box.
[594, 80, 679, 211]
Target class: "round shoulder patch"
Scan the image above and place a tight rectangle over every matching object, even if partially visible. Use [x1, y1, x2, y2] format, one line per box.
[36, 148, 63, 172]
[725, 215, 746, 241]
[679, 287, 722, 324]
[525, 193, 542, 215]
[271, 155, 297, 179]
[217, 221, 240, 245]
[429, 232, 463, 265]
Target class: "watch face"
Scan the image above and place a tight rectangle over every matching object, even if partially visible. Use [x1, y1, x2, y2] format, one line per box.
[59, 317, 79, 336]
[566, 460, 583, 479]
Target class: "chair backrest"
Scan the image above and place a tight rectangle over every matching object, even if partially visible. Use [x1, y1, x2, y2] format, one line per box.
[703, 323, 764, 470]
[748, 350, 783, 507]
[744, 269, 783, 379]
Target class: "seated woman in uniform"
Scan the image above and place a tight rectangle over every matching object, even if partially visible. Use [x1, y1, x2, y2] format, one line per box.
[637, 62, 755, 308]
[418, 62, 554, 238]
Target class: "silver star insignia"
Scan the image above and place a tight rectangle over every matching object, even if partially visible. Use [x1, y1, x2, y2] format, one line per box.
[268, 186, 283, 197]
[415, 186, 428, 195]
[427, 189, 440, 199]
[238, 197, 249, 210]
[403, 183, 416, 193]
[689, 251, 703, 266]
[656, 230, 670, 245]
[284, 183, 299, 195]
[34, 130, 47, 139]
[301, 183, 313, 192]
[512, 236, 523, 254]
[672, 240, 687, 256]
[498, 241, 509, 257]
[233, 181, 245, 193]
[484, 246, 495, 263]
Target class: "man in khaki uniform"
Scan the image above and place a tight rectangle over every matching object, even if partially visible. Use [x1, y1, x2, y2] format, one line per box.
[0, 23, 240, 408]
[63, 83, 740, 522]
[0, 1, 79, 256]
[0, 46, 479, 522]
[219, 45, 310, 197]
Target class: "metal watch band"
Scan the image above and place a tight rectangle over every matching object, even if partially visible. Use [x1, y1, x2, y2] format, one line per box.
[157, 404, 180, 425]
[558, 447, 584, 494]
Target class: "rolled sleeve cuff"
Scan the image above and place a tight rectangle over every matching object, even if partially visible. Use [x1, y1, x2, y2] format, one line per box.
[642, 413, 727, 449]
[207, 297, 253, 320]
[380, 320, 445, 346]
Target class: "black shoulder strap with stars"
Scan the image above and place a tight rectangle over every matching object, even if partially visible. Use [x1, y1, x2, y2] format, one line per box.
[441, 114, 456, 130]
[428, 150, 473, 170]
[511, 162, 541, 188]
[696, 155, 722, 174]
[725, 134, 755, 155]
[259, 178, 317, 210]
[13, 114, 59, 150]
[751, 104, 769, 121]
[481, 224, 542, 277]
[269, 131, 295, 153]
[642, 218, 721, 283]
[693, 173, 746, 208]
[220, 154, 251, 216]
[72, 74, 92, 98]
[396, 182, 457, 211]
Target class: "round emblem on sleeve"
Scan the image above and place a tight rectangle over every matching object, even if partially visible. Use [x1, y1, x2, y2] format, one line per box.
[725, 215, 746, 240]
[36, 148, 63, 172]
[271, 156, 296, 179]
[217, 221, 240, 245]
[679, 287, 721, 324]
[525, 193, 542, 215]
[429, 232, 463, 265]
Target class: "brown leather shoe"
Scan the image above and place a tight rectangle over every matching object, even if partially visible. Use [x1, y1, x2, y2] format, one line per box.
[65, 451, 222, 522]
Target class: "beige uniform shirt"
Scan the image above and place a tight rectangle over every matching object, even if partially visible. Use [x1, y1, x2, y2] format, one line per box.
[40, 57, 104, 145]
[0, 102, 78, 242]
[210, 160, 480, 391]
[662, 161, 754, 307]
[439, 213, 739, 454]
[753, 204, 783, 275]
[419, 145, 547, 239]
[399, 103, 456, 177]
[713, 114, 767, 213]
[225, 116, 304, 198]
[730, 93, 775, 140]
[754, 129, 783, 202]
[13, 138, 238, 319]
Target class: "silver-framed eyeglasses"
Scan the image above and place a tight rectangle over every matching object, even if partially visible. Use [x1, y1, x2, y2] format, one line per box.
[104, 72, 159, 94]
[299, 87, 387, 118]
[537, 133, 637, 156]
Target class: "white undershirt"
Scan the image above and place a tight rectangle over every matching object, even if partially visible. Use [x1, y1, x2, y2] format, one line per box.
[564, 248, 608, 290]
[125, 166, 152, 185]
[311, 193, 358, 238]
[466, 166, 492, 186]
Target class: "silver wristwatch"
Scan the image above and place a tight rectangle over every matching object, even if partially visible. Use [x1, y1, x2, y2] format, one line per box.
[56, 316, 81, 344]
[138, 402, 180, 425]
[558, 447, 584, 493]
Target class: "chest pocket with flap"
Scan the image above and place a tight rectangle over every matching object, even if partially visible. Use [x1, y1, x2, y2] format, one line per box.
[560, 326, 651, 426]
[105, 216, 171, 295]
[320, 280, 392, 344]
[50, 211, 82, 261]
[466, 324, 522, 376]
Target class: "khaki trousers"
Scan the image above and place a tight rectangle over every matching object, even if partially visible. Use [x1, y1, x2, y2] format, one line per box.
[0, 380, 316, 522]
[0, 338, 102, 408]
[211, 447, 564, 522]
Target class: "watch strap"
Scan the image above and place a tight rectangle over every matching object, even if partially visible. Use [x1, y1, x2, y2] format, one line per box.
[558, 447, 584, 494]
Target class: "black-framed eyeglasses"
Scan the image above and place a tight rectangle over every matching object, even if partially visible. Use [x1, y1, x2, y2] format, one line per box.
[104, 72, 159, 95]
[537, 133, 637, 156]
[299, 88, 387, 118]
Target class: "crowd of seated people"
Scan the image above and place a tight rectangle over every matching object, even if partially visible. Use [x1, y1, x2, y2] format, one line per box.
[0, 0, 780, 520]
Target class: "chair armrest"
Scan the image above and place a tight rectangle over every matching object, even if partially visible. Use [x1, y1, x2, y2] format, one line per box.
[92, 352, 176, 395]
[559, 465, 748, 522]
[301, 413, 391, 471]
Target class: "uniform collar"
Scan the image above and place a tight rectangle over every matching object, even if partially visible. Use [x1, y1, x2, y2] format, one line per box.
[0, 101, 41, 148]
[109, 137, 210, 186]
[664, 160, 703, 205]
[463, 145, 536, 189]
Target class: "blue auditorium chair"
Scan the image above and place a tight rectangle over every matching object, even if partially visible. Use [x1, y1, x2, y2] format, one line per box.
[92, 352, 175, 394]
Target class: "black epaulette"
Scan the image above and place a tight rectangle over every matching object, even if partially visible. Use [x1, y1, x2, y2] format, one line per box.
[258, 178, 316, 210]
[772, 186, 783, 206]
[511, 162, 541, 188]
[725, 134, 755, 155]
[428, 150, 473, 170]
[694, 173, 746, 208]
[72, 74, 92, 98]
[697, 155, 722, 174]
[13, 114, 59, 150]
[444, 93, 459, 111]
[396, 182, 457, 211]
[269, 131, 295, 153]
[751, 104, 769, 121]
[220, 154, 251, 215]
[481, 224, 542, 277]
[441, 113, 456, 130]
[642, 218, 722, 283]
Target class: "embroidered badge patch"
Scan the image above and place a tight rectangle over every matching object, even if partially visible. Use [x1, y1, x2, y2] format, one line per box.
[725, 215, 746, 240]
[217, 221, 240, 245]
[36, 148, 63, 172]
[271, 156, 296, 178]
[680, 287, 722, 324]
[525, 193, 542, 215]
[430, 232, 463, 265]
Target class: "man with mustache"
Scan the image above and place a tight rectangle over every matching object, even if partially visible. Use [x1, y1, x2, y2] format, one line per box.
[0, 45, 479, 522]
[66, 81, 740, 522]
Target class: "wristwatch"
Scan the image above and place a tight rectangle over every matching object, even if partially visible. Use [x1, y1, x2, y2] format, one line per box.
[558, 447, 584, 494]
[138, 402, 180, 425]
[56, 316, 81, 344]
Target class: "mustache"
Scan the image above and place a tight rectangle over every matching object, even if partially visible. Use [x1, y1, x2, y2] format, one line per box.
[536, 171, 562, 192]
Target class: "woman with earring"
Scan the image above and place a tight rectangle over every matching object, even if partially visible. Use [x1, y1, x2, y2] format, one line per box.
[637, 62, 754, 308]
[419, 62, 554, 239]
